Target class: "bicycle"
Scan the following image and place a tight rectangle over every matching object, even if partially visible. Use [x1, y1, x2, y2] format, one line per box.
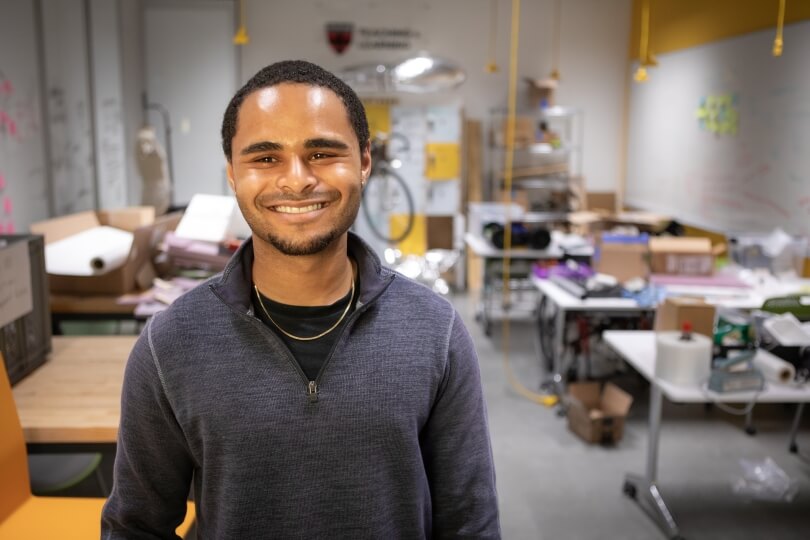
[361, 133, 416, 244]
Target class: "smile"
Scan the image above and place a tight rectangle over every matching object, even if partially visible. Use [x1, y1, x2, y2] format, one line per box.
[272, 203, 328, 214]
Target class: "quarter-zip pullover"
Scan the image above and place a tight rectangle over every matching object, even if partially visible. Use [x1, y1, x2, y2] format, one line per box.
[102, 233, 500, 539]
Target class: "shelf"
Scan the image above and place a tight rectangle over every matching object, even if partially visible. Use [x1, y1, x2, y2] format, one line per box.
[497, 163, 569, 179]
[501, 177, 570, 191]
[491, 143, 575, 155]
[522, 211, 570, 223]
[489, 105, 582, 118]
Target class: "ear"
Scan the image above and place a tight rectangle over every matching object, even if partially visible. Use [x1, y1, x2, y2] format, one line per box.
[226, 162, 236, 193]
[360, 140, 372, 185]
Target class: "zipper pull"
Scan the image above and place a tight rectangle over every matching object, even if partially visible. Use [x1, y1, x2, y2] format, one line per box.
[307, 380, 319, 403]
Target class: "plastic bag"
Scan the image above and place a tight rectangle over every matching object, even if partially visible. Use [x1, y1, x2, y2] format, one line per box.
[731, 457, 798, 502]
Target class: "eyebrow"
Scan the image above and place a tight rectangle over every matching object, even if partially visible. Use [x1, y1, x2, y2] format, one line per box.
[240, 138, 351, 156]
[240, 141, 283, 155]
[304, 138, 350, 150]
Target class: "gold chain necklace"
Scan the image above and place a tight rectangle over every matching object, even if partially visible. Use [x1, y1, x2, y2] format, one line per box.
[253, 276, 354, 341]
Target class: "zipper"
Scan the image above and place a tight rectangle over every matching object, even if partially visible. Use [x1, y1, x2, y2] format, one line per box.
[234, 304, 367, 403]
[310, 302, 373, 392]
[210, 270, 393, 403]
[307, 380, 319, 403]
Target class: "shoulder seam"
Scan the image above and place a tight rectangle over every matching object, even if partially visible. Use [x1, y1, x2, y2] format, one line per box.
[146, 315, 173, 403]
[442, 308, 456, 367]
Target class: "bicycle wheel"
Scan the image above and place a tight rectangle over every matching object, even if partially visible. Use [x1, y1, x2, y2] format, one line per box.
[361, 164, 416, 244]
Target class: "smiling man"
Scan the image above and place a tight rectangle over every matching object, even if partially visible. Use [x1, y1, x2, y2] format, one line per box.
[102, 60, 500, 539]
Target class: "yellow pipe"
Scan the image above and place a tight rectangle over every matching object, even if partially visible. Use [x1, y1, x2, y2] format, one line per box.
[501, 0, 557, 407]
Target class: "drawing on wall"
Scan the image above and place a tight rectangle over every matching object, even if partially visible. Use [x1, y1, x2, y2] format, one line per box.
[695, 93, 739, 135]
[0, 69, 18, 139]
[0, 170, 12, 234]
[48, 86, 95, 214]
[0, 68, 41, 143]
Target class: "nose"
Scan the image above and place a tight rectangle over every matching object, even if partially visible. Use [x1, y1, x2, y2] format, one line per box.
[276, 155, 317, 193]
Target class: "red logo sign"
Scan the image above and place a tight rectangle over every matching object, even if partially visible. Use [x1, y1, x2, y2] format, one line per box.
[326, 23, 353, 54]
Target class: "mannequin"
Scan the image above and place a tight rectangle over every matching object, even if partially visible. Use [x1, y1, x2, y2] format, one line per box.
[136, 126, 171, 215]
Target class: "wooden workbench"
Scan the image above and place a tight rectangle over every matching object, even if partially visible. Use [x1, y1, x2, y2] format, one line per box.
[12, 335, 136, 445]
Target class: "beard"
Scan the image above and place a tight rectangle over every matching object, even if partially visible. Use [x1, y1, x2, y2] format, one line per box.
[238, 184, 361, 256]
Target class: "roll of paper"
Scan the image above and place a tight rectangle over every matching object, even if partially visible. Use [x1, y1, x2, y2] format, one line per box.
[752, 349, 796, 384]
[655, 331, 713, 386]
[45, 226, 134, 276]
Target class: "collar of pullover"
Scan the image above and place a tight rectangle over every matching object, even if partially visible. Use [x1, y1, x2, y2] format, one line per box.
[209, 231, 395, 314]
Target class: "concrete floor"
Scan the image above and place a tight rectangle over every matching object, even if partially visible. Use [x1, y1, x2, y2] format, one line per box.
[453, 291, 810, 540]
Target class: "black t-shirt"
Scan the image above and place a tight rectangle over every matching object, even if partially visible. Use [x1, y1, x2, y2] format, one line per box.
[252, 274, 359, 381]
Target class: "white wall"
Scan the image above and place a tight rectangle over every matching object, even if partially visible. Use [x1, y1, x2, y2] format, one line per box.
[144, 0, 237, 206]
[89, 0, 129, 209]
[40, 0, 97, 215]
[119, 0, 147, 208]
[238, 0, 632, 192]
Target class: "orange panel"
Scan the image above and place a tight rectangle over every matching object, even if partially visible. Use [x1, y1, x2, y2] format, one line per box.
[0, 498, 195, 539]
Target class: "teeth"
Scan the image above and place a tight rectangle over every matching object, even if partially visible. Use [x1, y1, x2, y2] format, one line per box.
[274, 203, 325, 214]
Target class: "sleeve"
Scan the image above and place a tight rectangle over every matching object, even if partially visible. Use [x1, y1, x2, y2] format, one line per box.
[420, 310, 501, 539]
[101, 318, 195, 539]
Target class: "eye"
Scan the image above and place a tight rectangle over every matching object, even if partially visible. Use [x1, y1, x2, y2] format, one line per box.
[310, 152, 333, 160]
[253, 156, 277, 164]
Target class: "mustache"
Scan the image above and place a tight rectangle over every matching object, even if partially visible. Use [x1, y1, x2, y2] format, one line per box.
[257, 191, 341, 205]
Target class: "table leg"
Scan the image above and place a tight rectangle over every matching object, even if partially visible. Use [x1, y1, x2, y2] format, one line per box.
[623, 384, 681, 539]
[788, 402, 804, 454]
[542, 308, 566, 409]
[744, 406, 757, 435]
[477, 260, 492, 335]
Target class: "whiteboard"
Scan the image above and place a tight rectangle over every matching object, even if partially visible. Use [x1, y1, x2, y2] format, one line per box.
[0, 0, 49, 232]
[626, 20, 810, 236]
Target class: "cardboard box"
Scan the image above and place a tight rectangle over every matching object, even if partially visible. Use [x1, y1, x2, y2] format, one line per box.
[0, 235, 51, 385]
[594, 234, 649, 282]
[654, 296, 716, 338]
[30, 207, 179, 295]
[566, 382, 633, 445]
[649, 236, 714, 276]
[585, 191, 616, 213]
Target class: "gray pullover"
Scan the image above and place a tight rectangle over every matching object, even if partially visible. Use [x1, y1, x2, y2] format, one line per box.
[101, 233, 500, 539]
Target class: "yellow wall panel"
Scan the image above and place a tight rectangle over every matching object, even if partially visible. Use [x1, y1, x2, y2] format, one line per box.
[424, 143, 460, 180]
[363, 103, 391, 139]
[390, 213, 426, 256]
[629, 0, 810, 59]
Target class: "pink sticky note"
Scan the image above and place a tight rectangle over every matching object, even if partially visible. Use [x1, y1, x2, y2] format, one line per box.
[0, 173, 5, 190]
[7, 120, 16, 137]
[2, 197, 11, 215]
[5, 221, 14, 234]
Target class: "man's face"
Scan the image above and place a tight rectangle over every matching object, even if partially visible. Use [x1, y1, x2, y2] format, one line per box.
[227, 83, 371, 256]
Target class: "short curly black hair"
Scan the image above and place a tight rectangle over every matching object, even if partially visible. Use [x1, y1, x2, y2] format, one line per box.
[221, 60, 369, 161]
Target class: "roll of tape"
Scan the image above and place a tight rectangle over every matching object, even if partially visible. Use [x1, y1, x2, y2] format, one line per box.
[655, 331, 713, 386]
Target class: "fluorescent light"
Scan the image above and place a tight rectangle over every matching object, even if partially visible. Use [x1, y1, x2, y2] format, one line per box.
[394, 57, 434, 79]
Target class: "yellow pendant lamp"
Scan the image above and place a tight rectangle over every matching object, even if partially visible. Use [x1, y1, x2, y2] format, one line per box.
[485, 0, 499, 73]
[233, 0, 250, 46]
[633, 0, 656, 82]
[773, 0, 786, 56]
[549, 0, 561, 80]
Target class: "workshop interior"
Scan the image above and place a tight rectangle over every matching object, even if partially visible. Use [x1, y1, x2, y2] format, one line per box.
[2, 0, 810, 538]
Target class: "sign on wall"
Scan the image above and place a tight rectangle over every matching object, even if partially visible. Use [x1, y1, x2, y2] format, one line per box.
[325, 23, 421, 54]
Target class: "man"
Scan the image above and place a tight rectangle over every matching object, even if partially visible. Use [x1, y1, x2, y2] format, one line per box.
[102, 60, 500, 539]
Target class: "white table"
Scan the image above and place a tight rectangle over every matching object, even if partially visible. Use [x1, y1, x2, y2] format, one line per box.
[604, 330, 810, 540]
[534, 276, 653, 397]
[533, 274, 810, 399]
[465, 233, 593, 336]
